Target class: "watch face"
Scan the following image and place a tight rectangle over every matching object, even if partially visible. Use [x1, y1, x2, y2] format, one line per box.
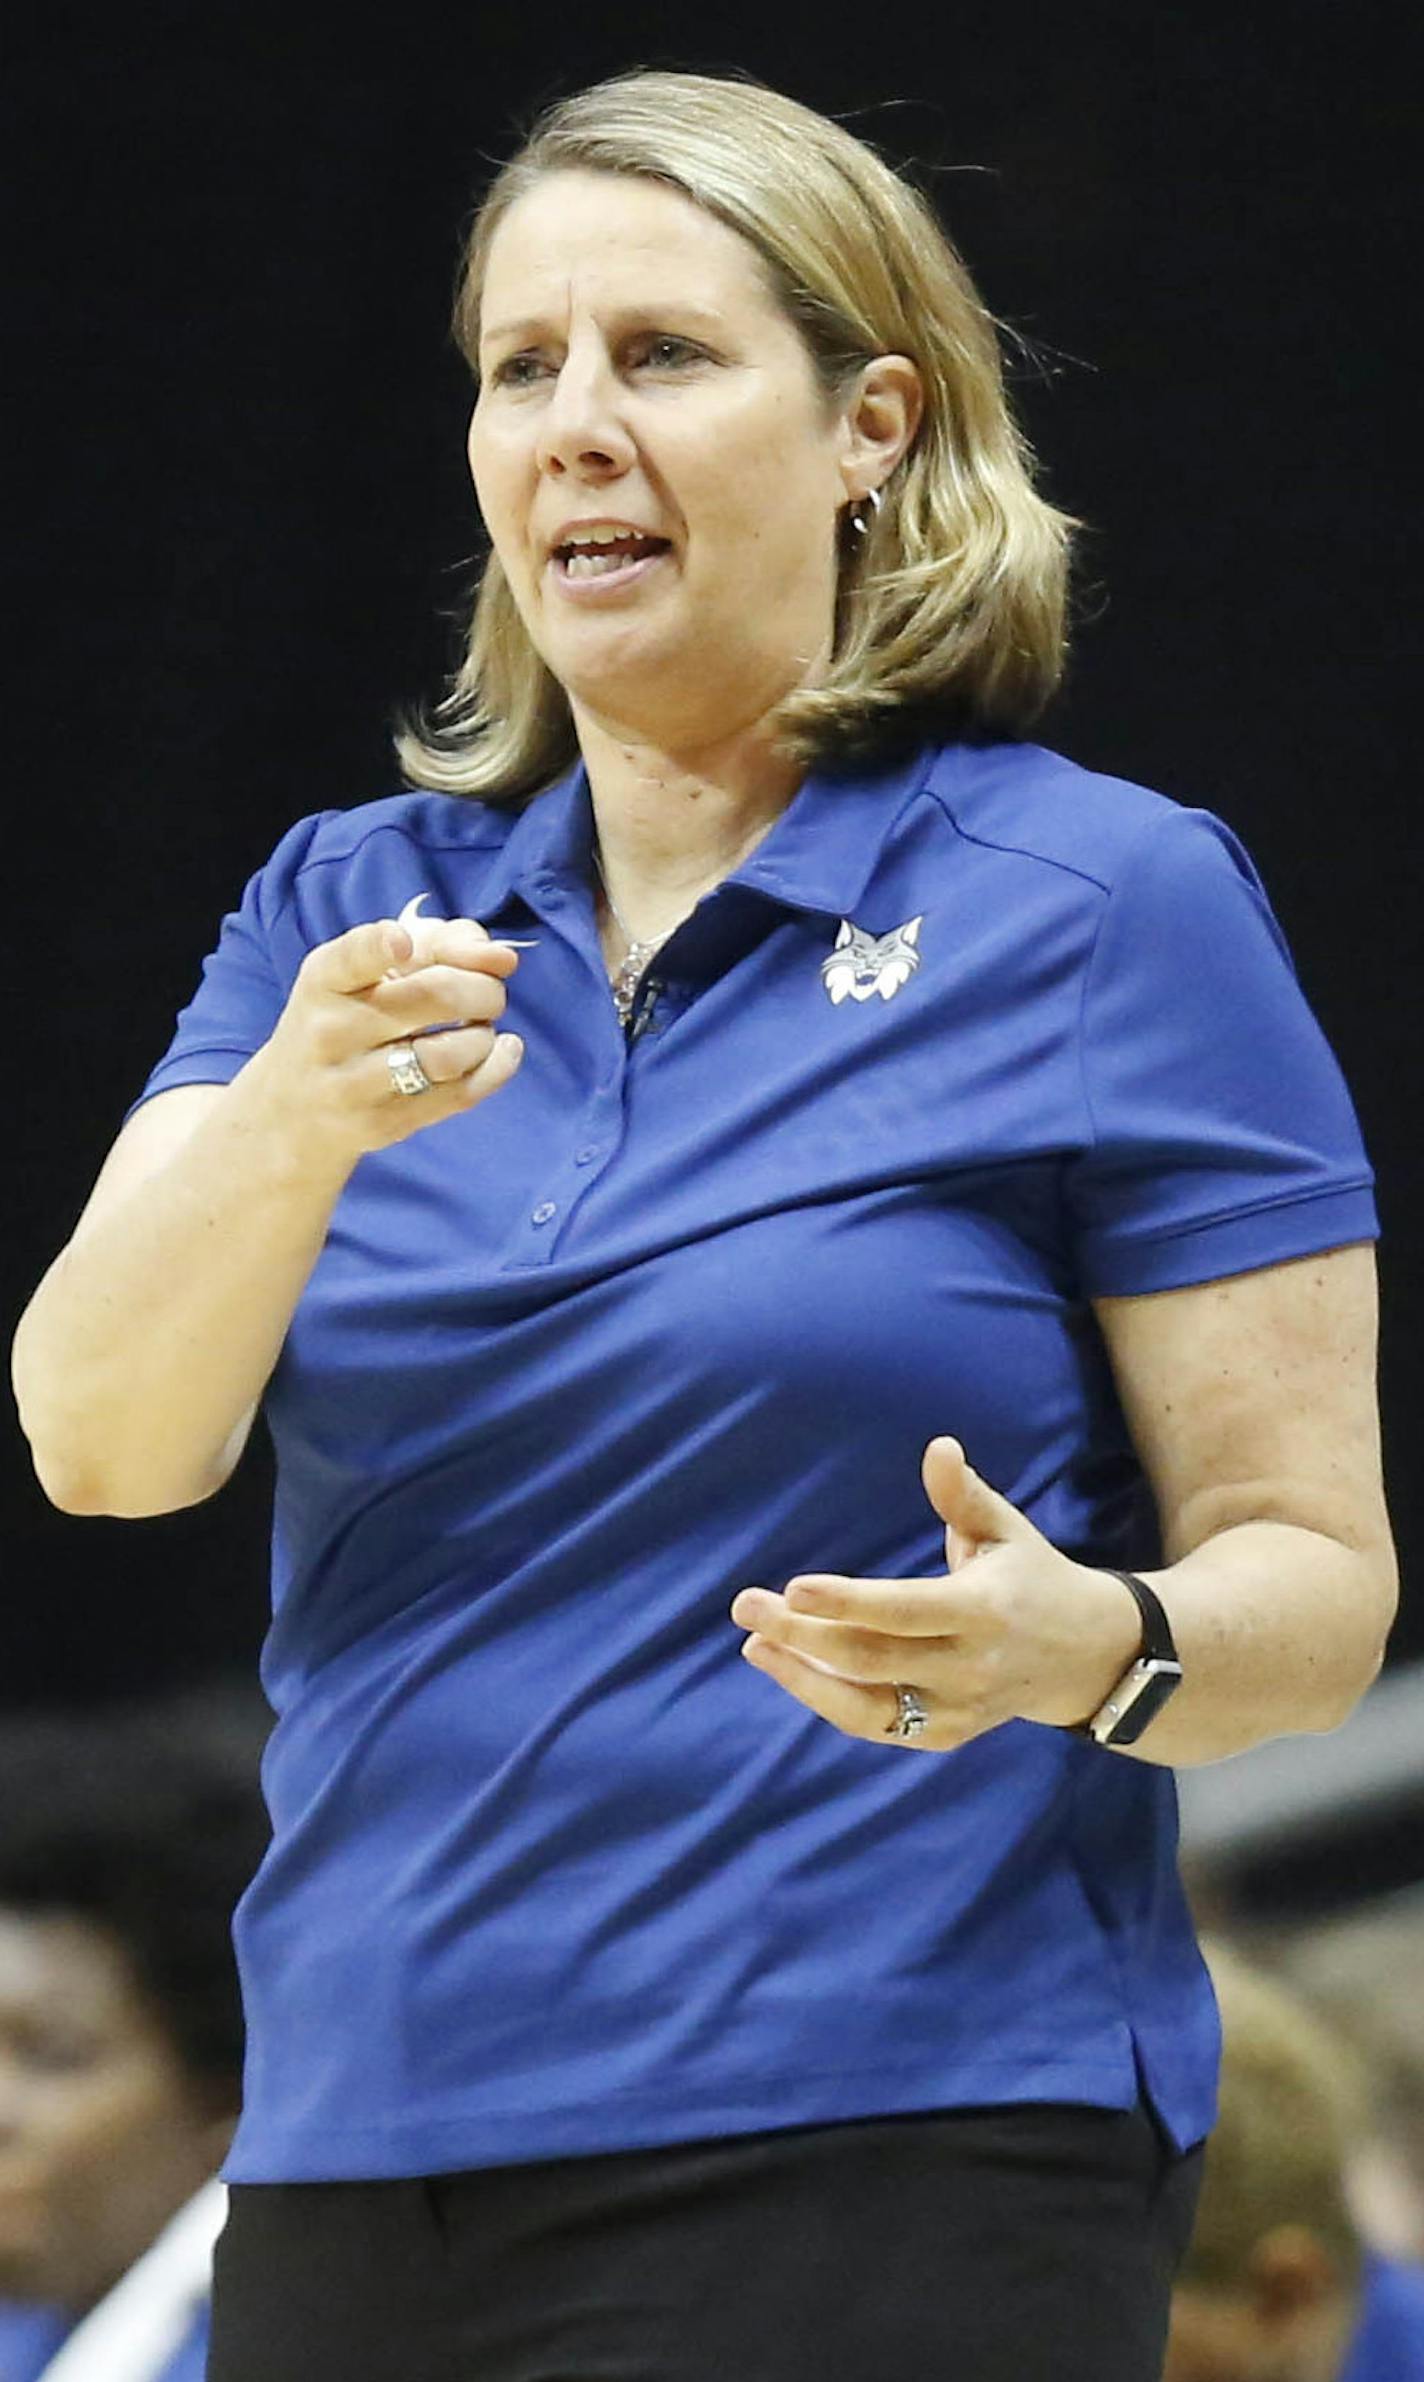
[1099, 1657, 1184, 1747]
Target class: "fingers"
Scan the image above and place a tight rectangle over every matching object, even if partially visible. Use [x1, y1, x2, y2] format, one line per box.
[729, 1586, 954, 1680]
[383, 1025, 499, 1091]
[369, 1028, 525, 1130]
[367, 962, 510, 1038]
[738, 1637, 958, 1752]
[294, 920, 520, 1078]
[261, 916, 529, 1164]
[779, 1573, 983, 1636]
[393, 915, 520, 976]
[730, 1572, 1010, 1751]
[442, 1029, 525, 1102]
[303, 918, 415, 996]
[921, 1435, 1028, 1550]
[303, 916, 519, 999]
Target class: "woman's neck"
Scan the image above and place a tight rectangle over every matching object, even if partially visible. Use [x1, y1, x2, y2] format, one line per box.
[573, 704, 805, 946]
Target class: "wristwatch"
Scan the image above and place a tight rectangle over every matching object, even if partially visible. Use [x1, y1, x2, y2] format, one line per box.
[1081, 1569, 1184, 1747]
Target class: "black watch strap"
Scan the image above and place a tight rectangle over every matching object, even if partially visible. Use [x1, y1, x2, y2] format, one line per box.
[1103, 1569, 1177, 1663]
[1083, 1569, 1184, 1748]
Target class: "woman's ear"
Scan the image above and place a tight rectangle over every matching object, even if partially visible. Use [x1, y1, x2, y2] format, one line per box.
[839, 353, 924, 507]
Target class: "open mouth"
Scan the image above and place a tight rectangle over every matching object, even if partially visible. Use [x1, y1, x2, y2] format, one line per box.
[551, 533, 673, 585]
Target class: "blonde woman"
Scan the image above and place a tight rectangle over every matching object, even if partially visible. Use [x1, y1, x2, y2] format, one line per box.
[12, 67, 1396, 2382]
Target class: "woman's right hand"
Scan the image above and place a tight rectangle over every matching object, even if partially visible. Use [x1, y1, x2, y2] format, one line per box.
[259, 911, 526, 1164]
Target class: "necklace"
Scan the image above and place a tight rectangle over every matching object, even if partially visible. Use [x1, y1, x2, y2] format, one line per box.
[590, 843, 683, 1028]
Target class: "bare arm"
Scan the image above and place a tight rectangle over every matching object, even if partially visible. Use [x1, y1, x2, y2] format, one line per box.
[12, 915, 524, 1517]
[731, 1244, 1398, 1767]
[15, 1070, 352, 1515]
[1089, 1240, 1399, 1763]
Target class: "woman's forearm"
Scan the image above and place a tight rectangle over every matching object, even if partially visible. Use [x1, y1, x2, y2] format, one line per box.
[1119, 1518, 1398, 1767]
[12, 1048, 355, 1516]
[15, 914, 524, 1519]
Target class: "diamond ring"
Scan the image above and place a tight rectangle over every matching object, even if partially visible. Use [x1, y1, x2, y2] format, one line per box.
[885, 1684, 930, 1742]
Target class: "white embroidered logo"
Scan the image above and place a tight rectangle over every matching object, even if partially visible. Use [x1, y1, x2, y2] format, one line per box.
[393, 893, 538, 952]
[821, 916, 924, 1004]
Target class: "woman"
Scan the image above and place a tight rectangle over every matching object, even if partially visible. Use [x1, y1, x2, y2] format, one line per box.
[0, 1702, 267, 2382]
[12, 66, 1397, 2382]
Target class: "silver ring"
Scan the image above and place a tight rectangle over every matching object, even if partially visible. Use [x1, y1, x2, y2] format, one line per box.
[386, 1041, 434, 1098]
[885, 1683, 930, 1742]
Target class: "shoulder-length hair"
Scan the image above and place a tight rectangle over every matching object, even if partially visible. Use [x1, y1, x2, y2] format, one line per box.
[394, 68, 1076, 802]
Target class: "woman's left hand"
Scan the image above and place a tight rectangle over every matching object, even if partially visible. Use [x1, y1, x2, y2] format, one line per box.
[730, 1437, 1142, 1750]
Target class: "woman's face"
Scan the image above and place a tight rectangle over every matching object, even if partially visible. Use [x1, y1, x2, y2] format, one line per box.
[0, 1911, 232, 2316]
[467, 168, 862, 753]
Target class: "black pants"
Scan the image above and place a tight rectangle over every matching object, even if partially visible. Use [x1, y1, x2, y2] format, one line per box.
[206, 2102, 1203, 2382]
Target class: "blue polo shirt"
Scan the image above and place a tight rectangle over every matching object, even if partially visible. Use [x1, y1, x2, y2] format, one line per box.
[136, 735, 1377, 2183]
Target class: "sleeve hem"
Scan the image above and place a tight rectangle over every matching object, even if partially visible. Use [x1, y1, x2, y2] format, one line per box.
[1079, 1181, 1378, 1298]
[122, 1050, 253, 1125]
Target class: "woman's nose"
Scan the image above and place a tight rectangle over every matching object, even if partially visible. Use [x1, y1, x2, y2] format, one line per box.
[536, 354, 636, 478]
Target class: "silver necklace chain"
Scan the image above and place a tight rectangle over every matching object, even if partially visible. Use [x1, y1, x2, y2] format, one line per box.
[590, 842, 685, 1028]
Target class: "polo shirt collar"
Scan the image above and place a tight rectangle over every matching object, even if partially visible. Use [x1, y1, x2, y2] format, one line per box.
[725, 736, 939, 919]
[476, 734, 940, 926]
[471, 755, 595, 922]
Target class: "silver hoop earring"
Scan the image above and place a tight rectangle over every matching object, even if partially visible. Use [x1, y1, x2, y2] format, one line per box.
[849, 486, 883, 539]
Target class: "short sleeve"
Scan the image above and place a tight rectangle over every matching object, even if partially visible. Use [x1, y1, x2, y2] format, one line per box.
[1067, 806, 1377, 1295]
[128, 811, 340, 1116]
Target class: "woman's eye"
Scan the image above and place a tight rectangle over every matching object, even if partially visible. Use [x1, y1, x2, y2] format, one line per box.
[491, 355, 549, 387]
[491, 336, 700, 388]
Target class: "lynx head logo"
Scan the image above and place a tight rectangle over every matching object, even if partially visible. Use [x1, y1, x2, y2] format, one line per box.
[820, 916, 924, 1004]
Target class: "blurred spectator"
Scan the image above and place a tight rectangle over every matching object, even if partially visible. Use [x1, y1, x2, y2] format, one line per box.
[1277, 1895, 1424, 2265]
[1166, 1942, 1424, 2381]
[0, 1694, 268, 2382]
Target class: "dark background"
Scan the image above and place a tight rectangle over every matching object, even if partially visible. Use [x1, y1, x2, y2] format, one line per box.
[6, 1, 1418, 1710]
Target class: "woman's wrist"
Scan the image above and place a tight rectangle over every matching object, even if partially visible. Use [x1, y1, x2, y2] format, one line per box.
[227, 1042, 367, 1196]
[1054, 1567, 1148, 1733]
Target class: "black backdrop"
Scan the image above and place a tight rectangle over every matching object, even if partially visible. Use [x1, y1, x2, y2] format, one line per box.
[6, 1, 1418, 1708]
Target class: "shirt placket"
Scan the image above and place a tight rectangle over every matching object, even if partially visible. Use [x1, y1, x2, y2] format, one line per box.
[499, 865, 660, 1269]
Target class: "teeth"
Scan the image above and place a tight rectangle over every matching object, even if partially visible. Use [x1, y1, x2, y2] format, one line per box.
[563, 548, 653, 578]
[564, 524, 644, 547]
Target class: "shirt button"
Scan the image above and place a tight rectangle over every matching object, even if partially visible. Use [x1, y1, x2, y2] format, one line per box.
[531, 1200, 557, 1226]
[574, 1145, 600, 1166]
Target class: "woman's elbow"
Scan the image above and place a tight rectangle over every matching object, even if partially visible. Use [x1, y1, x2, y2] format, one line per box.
[27, 1446, 114, 1516]
[1317, 1543, 1400, 1729]
[22, 1434, 231, 1520]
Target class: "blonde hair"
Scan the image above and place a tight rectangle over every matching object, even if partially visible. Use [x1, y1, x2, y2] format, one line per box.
[1181, 1942, 1368, 2294]
[394, 68, 1076, 802]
